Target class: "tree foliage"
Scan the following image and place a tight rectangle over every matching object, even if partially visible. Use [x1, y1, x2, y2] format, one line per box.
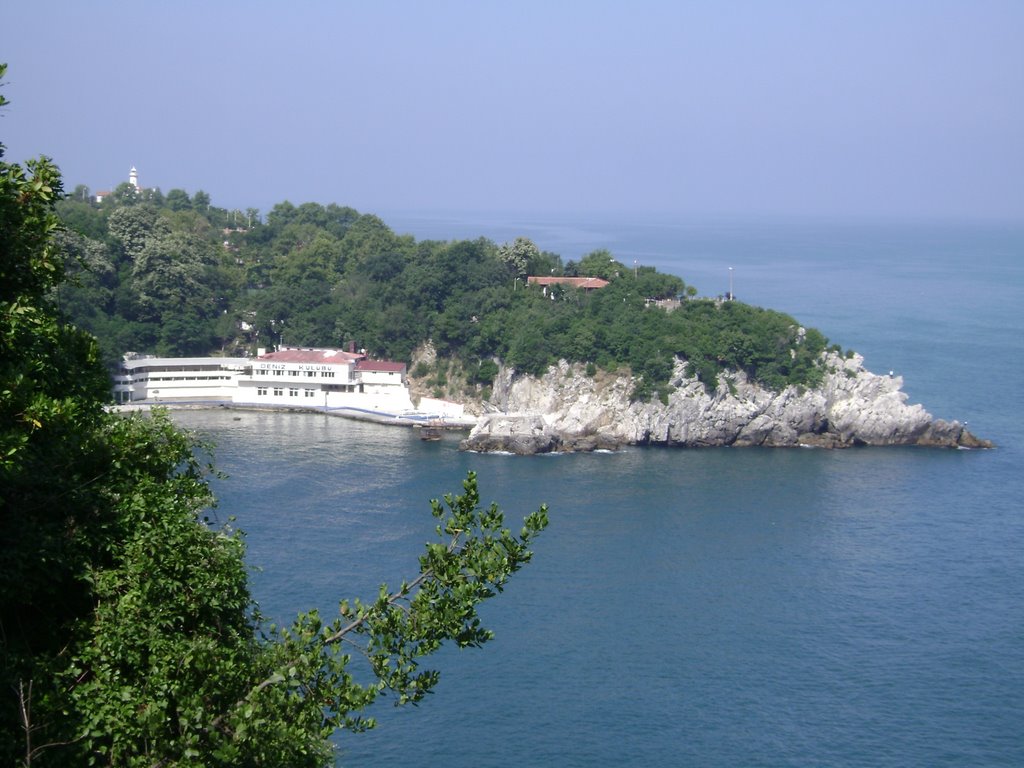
[55, 183, 832, 397]
[1, 68, 547, 766]
[42, 89, 832, 398]
[496, 236, 538, 277]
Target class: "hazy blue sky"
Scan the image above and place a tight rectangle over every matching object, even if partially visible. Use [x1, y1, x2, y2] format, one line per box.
[3, 1, 1022, 220]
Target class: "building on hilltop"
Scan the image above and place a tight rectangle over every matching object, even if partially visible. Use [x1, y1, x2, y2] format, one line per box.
[526, 275, 609, 292]
[95, 166, 142, 204]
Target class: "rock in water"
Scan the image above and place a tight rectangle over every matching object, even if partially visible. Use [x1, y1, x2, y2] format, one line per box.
[459, 353, 992, 454]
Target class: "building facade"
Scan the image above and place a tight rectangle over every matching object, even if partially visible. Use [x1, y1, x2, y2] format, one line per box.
[234, 348, 413, 413]
[113, 356, 248, 403]
[115, 347, 414, 414]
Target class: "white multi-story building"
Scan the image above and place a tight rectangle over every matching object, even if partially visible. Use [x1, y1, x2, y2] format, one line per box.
[234, 347, 414, 414]
[115, 347, 412, 412]
[113, 355, 248, 403]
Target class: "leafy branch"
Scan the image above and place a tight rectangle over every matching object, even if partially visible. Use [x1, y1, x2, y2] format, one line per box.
[199, 471, 547, 762]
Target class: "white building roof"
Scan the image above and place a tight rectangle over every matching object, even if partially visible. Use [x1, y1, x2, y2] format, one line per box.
[257, 348, 364, 365]
[122, 356, 249, 371]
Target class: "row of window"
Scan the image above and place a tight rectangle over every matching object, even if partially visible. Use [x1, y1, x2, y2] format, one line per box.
[133, 375, 233, 382]
[259, 368, 337, 378]
[255, 387, 319, 398]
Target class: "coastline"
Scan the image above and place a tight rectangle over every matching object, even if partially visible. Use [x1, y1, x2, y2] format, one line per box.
[459, 353, 993, 454]
[107, 399, 477, 430]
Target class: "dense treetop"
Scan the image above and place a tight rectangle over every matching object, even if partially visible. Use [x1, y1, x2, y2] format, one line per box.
[56, 182, 832, 398]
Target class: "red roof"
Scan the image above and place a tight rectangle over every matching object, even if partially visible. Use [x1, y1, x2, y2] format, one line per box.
[527, 276, 609, 289]
[355, 359, 406, 373]
[258, 347, 363, 364]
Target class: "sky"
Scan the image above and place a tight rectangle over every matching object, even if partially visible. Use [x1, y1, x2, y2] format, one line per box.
[3, 1, 1023, 221]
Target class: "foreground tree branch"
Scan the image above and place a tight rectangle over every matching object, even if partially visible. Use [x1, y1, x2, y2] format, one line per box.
[1, 67, 548, 767]
[202, 472, 547, 758]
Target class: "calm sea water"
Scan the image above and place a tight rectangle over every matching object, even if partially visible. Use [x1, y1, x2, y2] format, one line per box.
[174, 216, 1024, 767]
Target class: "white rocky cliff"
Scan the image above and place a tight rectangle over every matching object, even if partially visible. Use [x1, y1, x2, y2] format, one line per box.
[460, 352, 990, 453]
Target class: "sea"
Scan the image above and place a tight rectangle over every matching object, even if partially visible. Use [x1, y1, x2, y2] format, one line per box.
[171, 214, 1024, 767]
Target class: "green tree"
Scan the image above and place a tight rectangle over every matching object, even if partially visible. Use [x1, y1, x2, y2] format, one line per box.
[339, 214, 406, 274]
[55, 195, 106, 239]
[165, 187, 191, 211]
[107, 204, 170, 264]
[138, 186, 164, 207]
[53, 227, 117, 332]
[496, 236, 539, 277]
[507, 323, 552, 376]
[191, 189, 211, 212]
[1, 75, 116, 761]
[526, 247, 562, 277]
[569, 248, 625, 280]
[1, 69, 548, 766]
[70, 183, 91, 202]
[107, 181, 141, 207]
[131, 232, 216, 319]
[272, 230, 340, 285]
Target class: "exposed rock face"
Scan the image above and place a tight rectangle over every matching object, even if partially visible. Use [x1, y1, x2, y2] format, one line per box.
[459, 353, 991, 454]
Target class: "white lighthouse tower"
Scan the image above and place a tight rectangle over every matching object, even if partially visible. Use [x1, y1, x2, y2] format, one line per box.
[129, 166, 139, 191]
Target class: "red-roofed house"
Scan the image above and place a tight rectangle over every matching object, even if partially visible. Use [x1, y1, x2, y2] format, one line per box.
[527, 276, 609, 291]
[355, 359, 408, 395]
[356, 358, 407, 378]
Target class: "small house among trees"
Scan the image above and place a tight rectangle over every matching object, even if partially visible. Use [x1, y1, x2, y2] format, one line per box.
[526, 275, 609, 291]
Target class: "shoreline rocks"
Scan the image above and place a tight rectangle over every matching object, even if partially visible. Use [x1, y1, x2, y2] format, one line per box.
[459, 353, 992, 454]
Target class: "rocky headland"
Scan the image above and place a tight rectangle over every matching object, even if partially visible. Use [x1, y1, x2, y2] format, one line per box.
[459, 352, 991, 454]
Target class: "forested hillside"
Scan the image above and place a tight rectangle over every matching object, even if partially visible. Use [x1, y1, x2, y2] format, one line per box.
[57, 189, 832, 399]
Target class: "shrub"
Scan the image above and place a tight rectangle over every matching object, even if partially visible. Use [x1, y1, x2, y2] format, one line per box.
[475, 358, 499, 385]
